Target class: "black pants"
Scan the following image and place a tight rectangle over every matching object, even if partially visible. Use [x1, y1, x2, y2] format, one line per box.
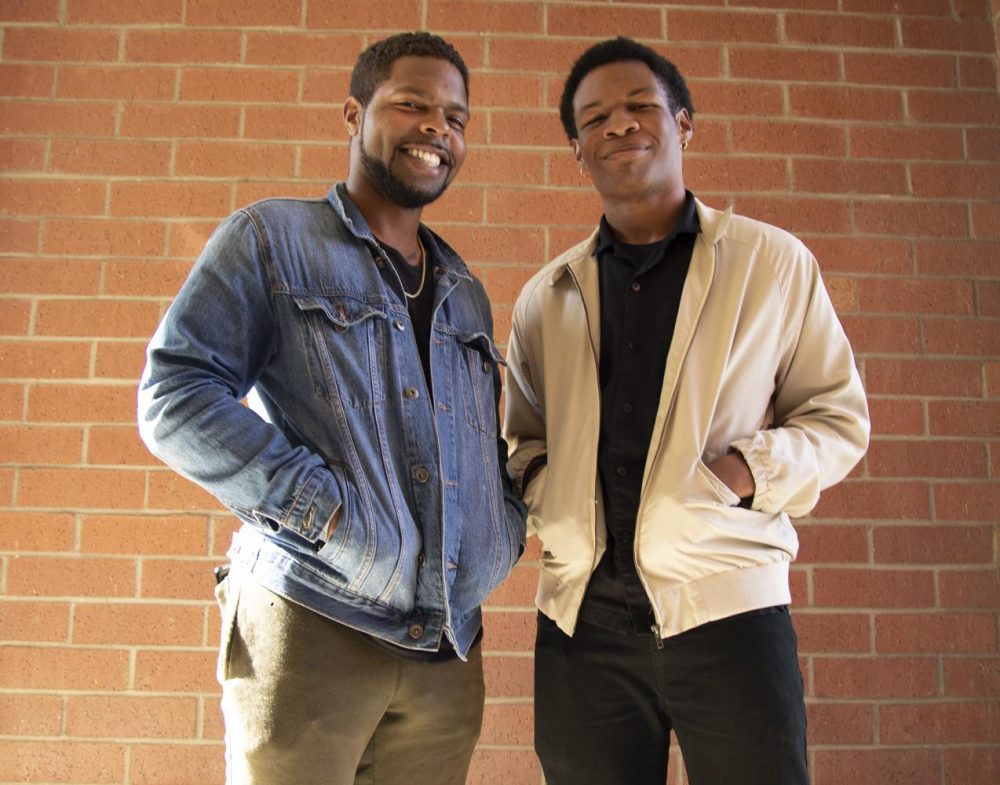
[534, 608, 808, 785]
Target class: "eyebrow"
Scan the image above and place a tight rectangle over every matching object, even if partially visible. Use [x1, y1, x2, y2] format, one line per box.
[575, 86, 658, 116]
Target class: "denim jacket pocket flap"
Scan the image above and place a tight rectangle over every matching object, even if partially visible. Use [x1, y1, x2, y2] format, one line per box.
[292, 295, 386, 331]
[457, 331, 506, 367]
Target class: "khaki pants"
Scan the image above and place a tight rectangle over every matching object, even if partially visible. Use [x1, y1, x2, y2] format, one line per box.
[215, 573, 485, 785]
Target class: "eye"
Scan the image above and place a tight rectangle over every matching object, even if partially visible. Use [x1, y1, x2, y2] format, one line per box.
[580, 114, 605, 129]
[397, 101, 422, 111]
[447, 115, 467, 131]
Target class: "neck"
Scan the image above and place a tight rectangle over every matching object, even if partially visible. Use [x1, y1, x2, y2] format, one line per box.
[345, 176, 423, 255]
[601, 186, 687, 245]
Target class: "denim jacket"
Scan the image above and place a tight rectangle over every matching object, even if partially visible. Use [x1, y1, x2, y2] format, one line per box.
[138, 183, 526, 659]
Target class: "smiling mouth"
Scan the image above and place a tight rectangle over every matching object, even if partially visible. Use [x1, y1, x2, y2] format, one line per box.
[403, 147, 445, 168]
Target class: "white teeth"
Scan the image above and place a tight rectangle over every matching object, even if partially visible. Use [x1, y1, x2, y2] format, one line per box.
[406, 148, 442, 167]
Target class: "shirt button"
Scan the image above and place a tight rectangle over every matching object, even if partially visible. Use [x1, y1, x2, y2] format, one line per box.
[616, 466, 627, 476]
[622, 403, 632, 413]
[414, 467, 430, 483]
[394, 319, 406, 331]
[409, 624, 424, 639]
[631, 282, 641, 292]
[418, 553, 426, 566]
[626, 339, 637, 350]
[404, 387, 420, 399]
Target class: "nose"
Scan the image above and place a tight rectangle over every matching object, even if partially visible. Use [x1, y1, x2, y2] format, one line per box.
[420, 107, 450, 137]
[604, 107, 639, 138]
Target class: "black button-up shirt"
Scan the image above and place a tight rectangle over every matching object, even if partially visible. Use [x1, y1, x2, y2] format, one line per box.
[578, 192, 700, 634]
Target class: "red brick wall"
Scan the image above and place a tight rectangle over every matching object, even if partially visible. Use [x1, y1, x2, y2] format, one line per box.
[1, 2, 998, 784]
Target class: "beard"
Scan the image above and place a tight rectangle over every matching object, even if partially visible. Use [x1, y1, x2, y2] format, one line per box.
[359, 124, 450, 209]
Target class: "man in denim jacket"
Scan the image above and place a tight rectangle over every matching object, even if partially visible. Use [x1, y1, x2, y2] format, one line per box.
[138, 32, 526, 785]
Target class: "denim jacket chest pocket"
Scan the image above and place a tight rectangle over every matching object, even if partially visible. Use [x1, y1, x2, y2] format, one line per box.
[291, 294, 389, 409]
[456, 332, 504, 437]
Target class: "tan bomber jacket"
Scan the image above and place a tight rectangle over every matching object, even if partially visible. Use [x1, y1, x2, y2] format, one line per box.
[503, 198, 870, 639]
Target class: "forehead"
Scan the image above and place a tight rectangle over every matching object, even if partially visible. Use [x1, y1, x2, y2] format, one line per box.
[378, 55, 468, 104]
[573, 60, 666, 112]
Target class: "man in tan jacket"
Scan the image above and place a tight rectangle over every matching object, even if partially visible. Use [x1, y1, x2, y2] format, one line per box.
[503, 37, 870, 785]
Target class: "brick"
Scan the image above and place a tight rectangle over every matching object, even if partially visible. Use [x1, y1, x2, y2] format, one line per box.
[793, 159, 907, 196]
[939, 568, 1000, 609]
[73, 603, 204, 646]
[935, 482, 1000, 521]
[0, 298, 30, 334]
[483, 564, 537, 608]
[482, 654, 533, 698]
[882, 701, 1000, 744]
[815, 656, 938, 698]
[876, 612, 997, 653]
[244, 32, 361, 66]
[467, 749, 542, 785]
[50, 139, 171, 177]
[979, 281, 1000, 317]
[786, 13, 895, 48]
[930, 400, 1000, 438]
[857, 201, 969, 238]
[734, 196, 851, 234]
[446, 227, 544, 266]
[909, 89, 1000, 125]
[67, 0, 182, 23]
[1, 100, 117, 136]
[0, 694, 62, 735]
[0, 383, 24, 419]
[925, 318, 1000, 356]
[732, 121, 846, 157]
[489, 38, 610, 74]
[166, 219, 217, 258]
[1, 425, 83, 464]
[104, 260, 192, 297]
[913, 162, 1000, 199]
[0, 600, 70, 641]
[67, 695, 198, 739]
[126, 29, 241, 63]
[865, 358, 983, 397]
[959, 55, 997, 89]
[874, 524, 993, 564]
[0, 218, 40, 252]
[844, 52, 956, 88]
[0, 646, 128, 690]
[0, 138, 46, 171]
[490, 109, 565, 148]
[806, 237, 911, 276]
[685, 155, 788, 193]
[88, 425, 160, 467]
[28, 383, 138, 422]
[130, 742, 226, 785]
[868, 439, 985, 478]
[668, 9, 777, 42]
[0, 512, 74, 551]
[814, 568, 935, 607]
[813, 748, 942, 785]
[466, 73, 543, 110]
[482, 609, 535, 652]
[732, 0, 835, 6]
[305, 0, 421, 30]
[459, 149, 547, 188]
[944, 657, 1000, 697]
[210, 516, 242, 556]
[80, 514, 209, 556]
[120, 103, 241, 139]
[867, 398, 924, 436]
[476, 265, 546, 306]
[147, 469, 227, 512]
[8, 555, 135, 598]
[134, 649, 218, 692]
[902, 17, 997, 54]
[944, 748, 1000, 785]
[861, 278, 975, 316]
[2, 27, 119, 62]
[57, 65, 176, 101]
[35, 300, 160, 339]
[17, 467, 146, 509]
[916, 239, 1000, 277]
[825, 275, 858, 312]
[175, 141, 296, 179]
[180, 67, 299, 103]
[0, 740, 125, 783]
[44, 219, 166, 257]
[796, 523, 868, 564]
[792, 86, 903, 122]
[0, 63, 56, 97]
[691, 80, 783, 117]
[487, 188, 600, 226]
[842, 0, 952, 12]
[234, 180, 331, 206]
[142, 558, 218, 600]
[1, 258, 101, 295]
[0, 0, 58, 22]
[187, 0, 301, 26]
[244, 106, 347, 142]
[807, 702, 874, 744]
[430, 1, 543, 34]
[109, 181, 231, 219]
[851, 125, 964, 161]
[794, 612, 871, 653]
[846, 315, 925, 354]
[988, 363, 1000, 397]
[0, 179, 105, 217]
[966, 128, 1000, 161]
[789, 567, 808, 606]
[0, 468, 11, 505]
[480, 702, 532, 745]
[729, 47, 838, 82]
[972, 202, 1000, 238]
[0, 341, 90, 379]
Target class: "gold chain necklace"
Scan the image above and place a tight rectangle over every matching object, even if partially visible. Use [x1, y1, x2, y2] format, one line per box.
[402, 236, 427, 300]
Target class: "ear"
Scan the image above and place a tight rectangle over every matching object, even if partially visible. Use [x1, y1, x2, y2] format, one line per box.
[343, 97, 362, 137]
[571, 139, 583, 166]
[676, 108, 693, 146]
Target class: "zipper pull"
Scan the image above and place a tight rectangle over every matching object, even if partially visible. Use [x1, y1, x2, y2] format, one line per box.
[651, 624, 664, 650]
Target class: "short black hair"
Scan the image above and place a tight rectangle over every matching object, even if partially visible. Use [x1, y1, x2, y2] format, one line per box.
[559, 37, 694, 140]
[349, 31, 469, 107]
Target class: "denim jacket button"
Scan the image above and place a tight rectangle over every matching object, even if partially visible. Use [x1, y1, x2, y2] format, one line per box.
[418, 552, 426, 566]
[394, 319, 405, 331]
[404, 387, 419, 399]
[482, 360, 491, 373]
[408, 624, 424, 639]
[414, 467, 430, 483]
